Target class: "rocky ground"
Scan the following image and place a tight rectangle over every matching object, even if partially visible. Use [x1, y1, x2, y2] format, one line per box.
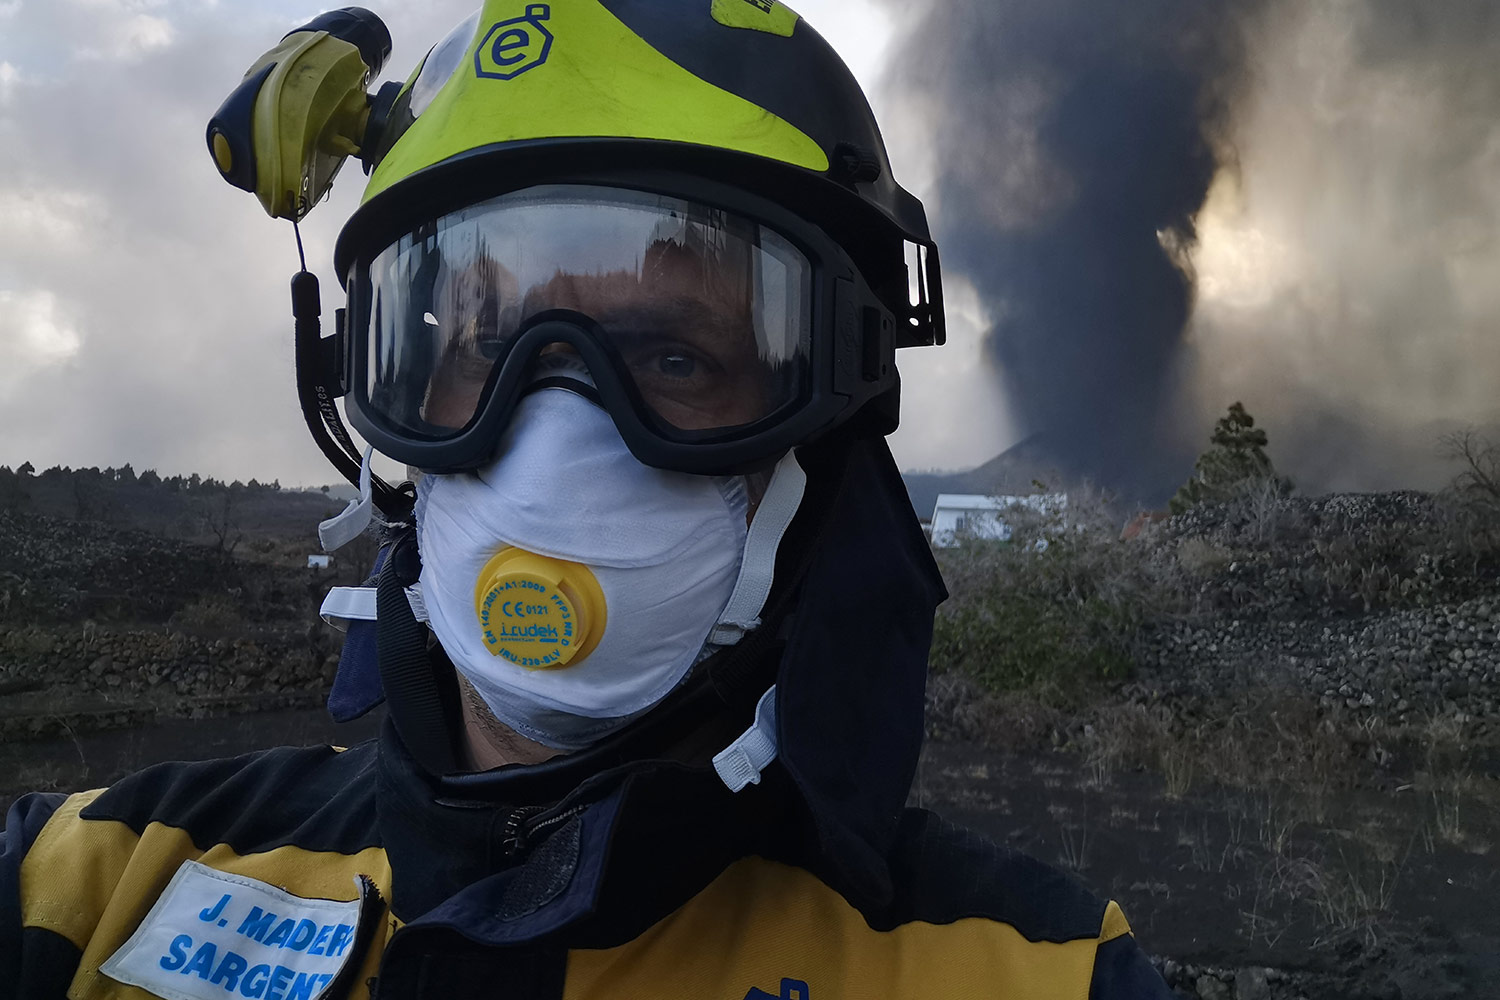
[1135, 492, 1500, 729]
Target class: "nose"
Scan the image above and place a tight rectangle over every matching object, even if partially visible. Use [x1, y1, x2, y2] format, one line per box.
[526, 342, 600, 401]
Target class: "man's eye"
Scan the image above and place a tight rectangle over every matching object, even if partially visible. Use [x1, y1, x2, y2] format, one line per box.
[658, 353, 697, 378]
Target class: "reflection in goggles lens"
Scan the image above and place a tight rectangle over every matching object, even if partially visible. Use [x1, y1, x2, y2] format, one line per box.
[365, 186, 813, 439]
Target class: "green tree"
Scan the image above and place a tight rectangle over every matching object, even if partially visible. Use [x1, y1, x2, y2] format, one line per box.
[1170, 402, 1291, 514]
[0, 467, 28, 511]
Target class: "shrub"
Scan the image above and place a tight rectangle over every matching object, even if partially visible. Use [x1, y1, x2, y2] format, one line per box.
[930, 491, 1177, 693]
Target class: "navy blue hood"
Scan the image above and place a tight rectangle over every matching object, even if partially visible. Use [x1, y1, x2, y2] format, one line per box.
[331, 432, 947, 911]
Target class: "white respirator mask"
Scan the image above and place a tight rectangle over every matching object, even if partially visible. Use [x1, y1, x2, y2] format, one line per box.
[414, 387, 800, 750]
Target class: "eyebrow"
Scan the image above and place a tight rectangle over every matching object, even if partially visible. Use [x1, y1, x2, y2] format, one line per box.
[601, 296, 750, 341]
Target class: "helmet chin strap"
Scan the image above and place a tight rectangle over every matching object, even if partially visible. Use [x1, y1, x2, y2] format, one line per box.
[291, 270, 414, 521]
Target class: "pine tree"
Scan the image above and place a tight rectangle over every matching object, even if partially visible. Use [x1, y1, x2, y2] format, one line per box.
[1170, 402, 1291, 513]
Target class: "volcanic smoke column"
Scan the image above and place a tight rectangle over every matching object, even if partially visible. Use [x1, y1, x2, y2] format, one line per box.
[877, 0, 1257, 499]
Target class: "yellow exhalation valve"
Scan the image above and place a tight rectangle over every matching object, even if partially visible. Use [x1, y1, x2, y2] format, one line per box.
[206, 8, 396, 221]
[474, 548, 608, 670]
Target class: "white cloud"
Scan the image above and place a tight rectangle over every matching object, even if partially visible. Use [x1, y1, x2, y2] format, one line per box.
[0, 189, 102, 250]
[76, 12, 175, 61]
[792, 0, 893, 97]
[0, 289, 82, 391]
[0, 60, 18, 104]
[66, 0, 169, 10]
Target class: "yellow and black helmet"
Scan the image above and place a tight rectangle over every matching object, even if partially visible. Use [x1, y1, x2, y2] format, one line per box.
[344, 1, 942, 338]
[211, 1, 945, 482]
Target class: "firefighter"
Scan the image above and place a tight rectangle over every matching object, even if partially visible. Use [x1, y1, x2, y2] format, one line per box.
[2, 4, 1172, 997]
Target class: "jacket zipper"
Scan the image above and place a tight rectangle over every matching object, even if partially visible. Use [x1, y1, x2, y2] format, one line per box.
[499, 802, 588, 860]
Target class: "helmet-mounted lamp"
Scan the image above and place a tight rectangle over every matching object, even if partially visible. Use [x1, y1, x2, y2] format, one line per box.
[206, 7, 400, 221]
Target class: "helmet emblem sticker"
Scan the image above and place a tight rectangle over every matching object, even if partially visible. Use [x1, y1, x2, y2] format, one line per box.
[475, 4, 553, 81]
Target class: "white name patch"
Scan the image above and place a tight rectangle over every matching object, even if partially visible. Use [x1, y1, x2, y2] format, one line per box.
[100, 860, 364, 1000]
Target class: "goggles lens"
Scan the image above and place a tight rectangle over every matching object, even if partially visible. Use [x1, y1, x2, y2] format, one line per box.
[364, 185, 813, 441]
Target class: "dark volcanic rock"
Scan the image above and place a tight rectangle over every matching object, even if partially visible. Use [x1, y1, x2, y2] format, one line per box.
[1133, 492, 1500, 724]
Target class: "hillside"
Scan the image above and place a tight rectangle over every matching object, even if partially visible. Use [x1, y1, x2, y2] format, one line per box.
[902, 434, 1078, 520]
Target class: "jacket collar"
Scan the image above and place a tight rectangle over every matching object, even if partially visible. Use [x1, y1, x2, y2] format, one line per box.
[375, 717, 798, 946]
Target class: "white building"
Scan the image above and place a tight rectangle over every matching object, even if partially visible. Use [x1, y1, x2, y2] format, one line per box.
[929, 493, 1067, 548]
[307, 554, 333, 570]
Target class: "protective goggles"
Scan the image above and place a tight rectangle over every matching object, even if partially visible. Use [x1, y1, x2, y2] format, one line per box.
[342, 180, 901, 475]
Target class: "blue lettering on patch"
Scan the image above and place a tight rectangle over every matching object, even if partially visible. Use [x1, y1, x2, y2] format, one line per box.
[261, 918, 295, 948]
[100, 861, 365, 1000]
[242, 963, 271, 998]
[200, 894, 232, 924]
[237, 907, 276, 942]
[266, 964, 295, 1000]
[159, 934, 193, 971]
[184, 941, 218, 979]
[210, 951, 249, 991]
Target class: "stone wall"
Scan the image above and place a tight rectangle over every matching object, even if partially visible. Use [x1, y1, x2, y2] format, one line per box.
[0, 623, 338, 699]
[1132, 491, 1500, 725]
[0, 622, 341, 739]
[0, 510, 349, 740]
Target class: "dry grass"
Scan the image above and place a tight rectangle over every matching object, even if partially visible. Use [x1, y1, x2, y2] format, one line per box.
[1058, 819, 1091, 873]
[1161, 745, 1196, 801]
[1418, 712, 1478, 846]
[1175, 537, 1233, 575]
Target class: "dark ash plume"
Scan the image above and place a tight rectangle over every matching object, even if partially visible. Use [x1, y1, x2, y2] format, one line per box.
[1183, 0, 1500, 496]
[877, 0, 1500, 500]
[877, 0, 1258, 500]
